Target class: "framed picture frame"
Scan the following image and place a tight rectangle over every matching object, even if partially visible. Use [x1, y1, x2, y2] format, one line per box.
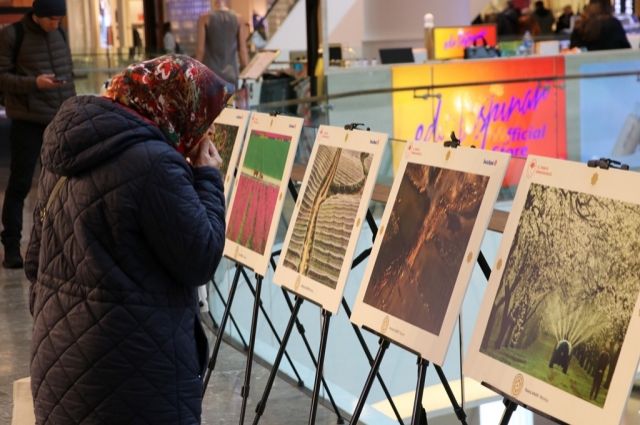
[466, 155, 640, 425]
[350, 142, 509, 364]
[208, 108, 250, 198]
[273, 125, 388, 313]
[223, 112, 302, 276]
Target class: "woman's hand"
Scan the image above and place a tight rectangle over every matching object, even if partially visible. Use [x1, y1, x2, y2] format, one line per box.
[188, 137, 223, 169]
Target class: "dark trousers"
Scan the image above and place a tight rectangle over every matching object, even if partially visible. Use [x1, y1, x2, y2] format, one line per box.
[1, 119, 46, 248]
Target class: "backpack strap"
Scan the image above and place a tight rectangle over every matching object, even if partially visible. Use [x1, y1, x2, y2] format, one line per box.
[10, 21, 66, 69]
[11, 21, 24, 69]
[39, 176, 68, 223]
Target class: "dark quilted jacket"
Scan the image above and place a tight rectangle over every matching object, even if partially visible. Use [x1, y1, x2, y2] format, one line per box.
[0, 12, 75, 124]
[25, 95, 225, 424]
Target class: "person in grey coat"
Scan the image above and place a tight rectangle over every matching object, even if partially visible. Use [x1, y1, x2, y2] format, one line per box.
[26, 55, 229, 424]
[0, 0, 75, 268]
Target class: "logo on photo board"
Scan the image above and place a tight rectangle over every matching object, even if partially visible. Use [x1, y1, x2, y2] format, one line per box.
[526, 159, 538, 179]
[527, 159, 553, 178]
[512, 374, 525, 396]
[381, 315, 390, 333]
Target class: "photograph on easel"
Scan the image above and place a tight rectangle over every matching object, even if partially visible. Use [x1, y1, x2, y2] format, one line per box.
[273, 125, 387, 313]
[466, 155, 640, 425]
[282, 145, 372, 289]
[224, 112, 302, 276]
[363, 164, 488, 334]
[350, 142, 508, 364]
[480, 183, 640, 407]
[207, 108, 250, 197]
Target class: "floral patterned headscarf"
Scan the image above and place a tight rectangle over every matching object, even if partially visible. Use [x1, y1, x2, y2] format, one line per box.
[104, 54, 231, 155]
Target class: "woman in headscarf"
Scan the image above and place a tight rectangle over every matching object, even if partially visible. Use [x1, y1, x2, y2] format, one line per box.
[25, 55, 229, 425]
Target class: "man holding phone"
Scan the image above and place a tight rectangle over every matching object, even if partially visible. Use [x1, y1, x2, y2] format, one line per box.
[0, 0, 75, 268]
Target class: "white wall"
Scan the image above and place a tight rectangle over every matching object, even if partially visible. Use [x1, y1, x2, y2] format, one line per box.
[361, 0, 473, 59]
[266, 0, 485, 62]
[266, 0, 364, 61]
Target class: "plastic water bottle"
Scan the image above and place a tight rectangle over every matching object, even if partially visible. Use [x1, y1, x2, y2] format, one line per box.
[424, 13, 435, 60]
[522, 31, 534, 55]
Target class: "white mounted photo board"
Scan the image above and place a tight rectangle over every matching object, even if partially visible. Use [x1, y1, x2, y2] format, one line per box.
[350, 143, 509, 365]
[273, 125, 388, 314]
[466, 155, 640, 425]
[223, 112, 302, 276]
[208, 108, 250, 198]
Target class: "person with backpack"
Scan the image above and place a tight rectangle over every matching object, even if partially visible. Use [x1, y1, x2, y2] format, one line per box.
[0, 0, 75, 269]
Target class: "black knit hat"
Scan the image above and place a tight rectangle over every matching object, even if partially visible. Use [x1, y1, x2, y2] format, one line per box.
[32, 0, 67, 17]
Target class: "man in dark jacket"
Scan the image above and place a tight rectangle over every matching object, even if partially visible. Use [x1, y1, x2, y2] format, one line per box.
[0, 0, 75, 268]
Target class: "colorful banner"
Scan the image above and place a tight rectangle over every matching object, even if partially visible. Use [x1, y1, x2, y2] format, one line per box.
[433, 25, 497, 60]
[392, 56, 567, 185]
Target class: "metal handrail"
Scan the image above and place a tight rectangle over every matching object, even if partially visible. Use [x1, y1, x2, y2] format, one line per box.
[251, 68, 640, 110]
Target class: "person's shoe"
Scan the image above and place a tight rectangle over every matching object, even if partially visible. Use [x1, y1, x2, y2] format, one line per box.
[2, 247, 23, 269]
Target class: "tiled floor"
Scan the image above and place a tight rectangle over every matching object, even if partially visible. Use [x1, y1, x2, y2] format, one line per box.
[0, 146, 639, 425]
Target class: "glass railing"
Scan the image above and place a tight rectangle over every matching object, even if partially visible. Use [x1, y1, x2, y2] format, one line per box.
[69, 49, 640, 206]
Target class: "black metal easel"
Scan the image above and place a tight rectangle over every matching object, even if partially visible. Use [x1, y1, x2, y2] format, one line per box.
[350, 134, 488, 425]
[252, 124, 404, 425]
[282, 127, 405, 425]
[202, 261, 306, 425]
[209, 279, 248, 350]
[348, 310, 469, 425]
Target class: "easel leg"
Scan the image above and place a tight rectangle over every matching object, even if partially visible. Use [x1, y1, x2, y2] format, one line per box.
[410, 358, 430, 425]
[203, 264, 242, 396]
[433, 365, 467, 425]
[239, 274, 263, 425]
[269, 257, 343, 422]
[499, 399, 518, 425]
[211, 279, 249, 350]
[282, 288, 344, 423]
[239, 267, 305, 386]
[349, 338, 390, 425]
[341, 299, 404, 425]
[308, 309, 332, 425]
[252, 297, 304, 425]
[351, 248, 373, 269]
[477, 251, 491, 280]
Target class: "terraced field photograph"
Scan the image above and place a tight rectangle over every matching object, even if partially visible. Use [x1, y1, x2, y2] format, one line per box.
[362, 164, 489, 335]
[283, 146, 371, 289]
[209, 123, 239, 178]
[479, 184, 640, 408]
[226, 130, 291, 255]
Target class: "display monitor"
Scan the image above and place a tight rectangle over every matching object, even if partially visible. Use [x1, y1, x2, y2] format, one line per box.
[379, 47, 415, 64]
